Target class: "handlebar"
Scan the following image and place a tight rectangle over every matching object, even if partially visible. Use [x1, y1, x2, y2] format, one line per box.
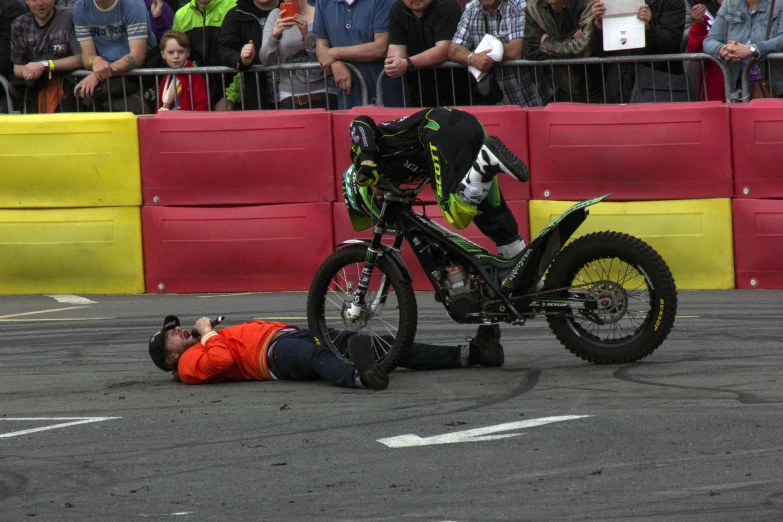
[374, 179, 429, 200]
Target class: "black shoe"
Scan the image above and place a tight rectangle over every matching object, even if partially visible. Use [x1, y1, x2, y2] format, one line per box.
[467, 324, 504, 367]
[348, 335, 389, 391]
[477, 136, 531, 182]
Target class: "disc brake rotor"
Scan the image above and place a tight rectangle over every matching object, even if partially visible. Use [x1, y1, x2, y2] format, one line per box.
[582, 280, 628, 325]
[339, 282, 370, 330]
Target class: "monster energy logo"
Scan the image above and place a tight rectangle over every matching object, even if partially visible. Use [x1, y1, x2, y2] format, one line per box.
[502, 248, 532, 289]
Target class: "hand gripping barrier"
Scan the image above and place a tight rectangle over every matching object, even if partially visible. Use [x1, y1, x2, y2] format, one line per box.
[138, 110, 336, 206]
[330, 106, 531, 205]
[732, 199, 783, 289]
[730, 100, 783, 199]
[141, 203, 334, 293]
[332, 201, 530, 291]
[528, 102, 733, 201]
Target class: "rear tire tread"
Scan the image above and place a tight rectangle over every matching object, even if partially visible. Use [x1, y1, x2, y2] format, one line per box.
[545, 232, 677, 364]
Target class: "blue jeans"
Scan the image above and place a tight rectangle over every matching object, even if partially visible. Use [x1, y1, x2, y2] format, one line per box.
[269, 329, 463, 388]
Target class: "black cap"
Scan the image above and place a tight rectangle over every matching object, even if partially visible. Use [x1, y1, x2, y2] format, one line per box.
[148, 315, 180, 372]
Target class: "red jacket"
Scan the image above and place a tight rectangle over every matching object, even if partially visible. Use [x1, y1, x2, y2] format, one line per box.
[687, 21, 725, 102]
[156, 60, 209, 112]
[177, 321, 295, 384]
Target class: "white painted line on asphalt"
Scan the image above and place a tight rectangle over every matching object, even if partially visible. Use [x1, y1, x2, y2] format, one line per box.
[378, 415, 591, 448]
[136, 512, 194, 517]
[0, 306, 89, 319]
[0, 317, 111, 322]
[0, 417, 121, 439]
[46, 295, 97, 305]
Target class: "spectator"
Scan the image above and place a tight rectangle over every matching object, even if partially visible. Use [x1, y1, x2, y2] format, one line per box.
[10, 0, 81, 113]
[685, 0, 724, 101]
[72, 0, 157, 113]
[173, 0, 239, 110]
[385, 0, 471, 107]
[704, 0, 783, 98]
[146, 0, 175, 44]
[312, 0, 404, 108]
[448, 0, 554, 106]
[523, 0, 603, 103]
[259, 0, 339, 108]
[157, 30, 208, 110]
[218, 0, 278, 110]
[592, 0, 685, 102]
[1, 0, 26, 112]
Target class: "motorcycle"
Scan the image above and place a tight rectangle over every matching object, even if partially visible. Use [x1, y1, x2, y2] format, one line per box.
[306, 178, 677, 372]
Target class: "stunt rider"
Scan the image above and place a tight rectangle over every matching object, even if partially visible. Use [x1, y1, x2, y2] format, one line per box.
[348, 107, 530, 260]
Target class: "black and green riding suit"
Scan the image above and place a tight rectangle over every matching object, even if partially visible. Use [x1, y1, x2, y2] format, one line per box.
[349, 107, 521, 246]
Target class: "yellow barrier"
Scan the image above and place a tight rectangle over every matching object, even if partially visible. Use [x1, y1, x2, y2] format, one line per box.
[0, 113, 141, 208]
[529, 198, 735, 290]
[0, 207, 145, 294]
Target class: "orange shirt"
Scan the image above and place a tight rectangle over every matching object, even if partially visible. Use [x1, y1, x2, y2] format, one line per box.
[177, 321, 294, 384]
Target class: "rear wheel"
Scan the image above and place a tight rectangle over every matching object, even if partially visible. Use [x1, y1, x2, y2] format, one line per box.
[544, 232, 677, 364]
[306, 245, 418, 373]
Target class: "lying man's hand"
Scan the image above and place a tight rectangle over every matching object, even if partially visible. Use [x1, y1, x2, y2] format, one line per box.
[195, 317, 214, 336]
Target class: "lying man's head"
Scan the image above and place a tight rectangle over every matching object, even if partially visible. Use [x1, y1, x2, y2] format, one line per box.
[148, 315, 199, 372]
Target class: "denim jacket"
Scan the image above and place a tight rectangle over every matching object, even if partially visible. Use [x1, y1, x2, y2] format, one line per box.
[704, 0, 783, 96]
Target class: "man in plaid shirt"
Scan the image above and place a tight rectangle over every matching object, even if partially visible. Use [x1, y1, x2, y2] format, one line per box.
[448, 0, 553, 106]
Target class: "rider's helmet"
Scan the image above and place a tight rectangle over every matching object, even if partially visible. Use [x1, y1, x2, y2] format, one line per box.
[342, 165, 381, 231]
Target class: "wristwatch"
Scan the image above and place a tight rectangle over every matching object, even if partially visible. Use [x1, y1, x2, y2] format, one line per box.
[41, 60, 50, 70]
[750, 44, 760, 57]
[406, 57, 415, 71]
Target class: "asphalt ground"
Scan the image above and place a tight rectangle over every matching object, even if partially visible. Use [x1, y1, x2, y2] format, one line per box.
[0, 290, 782, 521]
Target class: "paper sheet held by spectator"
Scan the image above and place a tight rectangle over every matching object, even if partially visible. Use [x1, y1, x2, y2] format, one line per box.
[602, 0, 646, 51]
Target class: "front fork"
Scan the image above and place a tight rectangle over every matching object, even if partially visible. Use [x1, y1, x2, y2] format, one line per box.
[346, 203, 403, 320]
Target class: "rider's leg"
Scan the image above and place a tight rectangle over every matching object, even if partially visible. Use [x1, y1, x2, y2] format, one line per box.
[473, 183, 525, 259]
[420, 108, 486, 230]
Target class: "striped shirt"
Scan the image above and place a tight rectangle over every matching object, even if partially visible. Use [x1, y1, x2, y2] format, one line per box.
[73, 0, 156, 62]
[452, 0, 553, 106]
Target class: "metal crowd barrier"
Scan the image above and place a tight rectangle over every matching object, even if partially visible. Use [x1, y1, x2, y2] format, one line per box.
[377, 53, 733, 107]
[20, 62, 368, 114]
[0, 75, 17, 114]
[741, 53, 783, 102]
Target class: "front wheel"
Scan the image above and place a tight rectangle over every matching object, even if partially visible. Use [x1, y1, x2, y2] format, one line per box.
[544, 232, 677, 364]
[306, 245, 418, 373]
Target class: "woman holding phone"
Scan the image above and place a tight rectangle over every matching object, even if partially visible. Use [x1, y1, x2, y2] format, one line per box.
[259, 0, 339, 109]
[703, 0, 783, 98]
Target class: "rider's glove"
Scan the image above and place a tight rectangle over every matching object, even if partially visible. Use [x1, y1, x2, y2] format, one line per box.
[356, 161, 379, 187]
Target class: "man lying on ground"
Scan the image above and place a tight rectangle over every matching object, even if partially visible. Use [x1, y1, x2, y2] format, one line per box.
[148, 315, 505, 391]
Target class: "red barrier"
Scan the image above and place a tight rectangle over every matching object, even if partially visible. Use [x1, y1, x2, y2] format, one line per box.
[142, 203, 333, 293]
[138, 110, 335, 206]
[528, 102, 733, 201]
[732, 199, 783, 289]
[332, 200, 530, 290]
[331, 106, 531, 204]
[731, 100, 783, 199]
